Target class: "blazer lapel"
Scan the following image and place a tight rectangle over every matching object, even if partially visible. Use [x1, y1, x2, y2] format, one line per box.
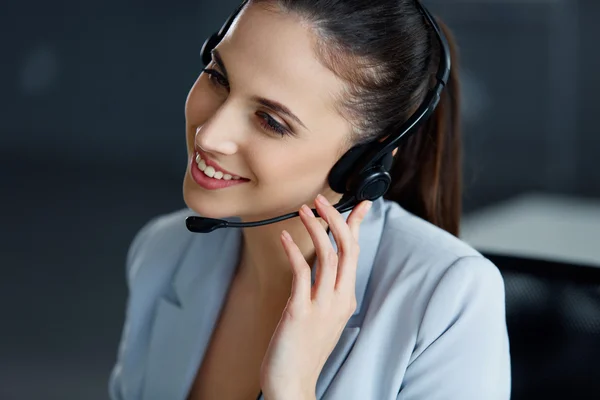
[141, 222, 242, 400]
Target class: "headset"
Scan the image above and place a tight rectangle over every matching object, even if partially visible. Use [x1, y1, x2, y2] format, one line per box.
[186, 0, 451, 233]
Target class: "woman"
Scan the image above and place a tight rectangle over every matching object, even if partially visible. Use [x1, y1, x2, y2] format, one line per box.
[109, 0, 511, 399]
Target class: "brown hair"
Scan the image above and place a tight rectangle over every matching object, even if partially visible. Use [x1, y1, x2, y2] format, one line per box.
[385, 20, 462, 236]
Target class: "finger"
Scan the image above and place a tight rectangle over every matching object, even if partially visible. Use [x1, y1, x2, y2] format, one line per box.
[315, 194, 360, 291]
[347, 200, 372, 241]
[299, 203, 337, 304]
[280, 230, 311, 309]
[336, 200, 371, 292]
[314, 194, 356, 259]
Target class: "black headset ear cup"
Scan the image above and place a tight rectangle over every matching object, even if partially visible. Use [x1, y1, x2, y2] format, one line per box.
[201, 33, 222, 66]
[350, 151, 393, 201]
[353, 166, 391, 201]
[328, 142, 395, 196]
[328, 143, 371, 194]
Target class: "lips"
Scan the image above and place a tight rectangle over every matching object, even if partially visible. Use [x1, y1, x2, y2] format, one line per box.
[189, 156, 249, 190]
[195, 147, 248, 180]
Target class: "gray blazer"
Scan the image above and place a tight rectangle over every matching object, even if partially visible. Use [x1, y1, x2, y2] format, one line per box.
[109, 196, 511, 400]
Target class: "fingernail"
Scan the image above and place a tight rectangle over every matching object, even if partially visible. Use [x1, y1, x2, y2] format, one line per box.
[301, 204, 315, 217]
[316, 194, 330, 205]
[364, 201, 373, 212]
[282, 230, 292, 241]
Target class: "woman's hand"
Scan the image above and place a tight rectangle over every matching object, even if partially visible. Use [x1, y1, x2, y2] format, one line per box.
[260, 194, 372, 400]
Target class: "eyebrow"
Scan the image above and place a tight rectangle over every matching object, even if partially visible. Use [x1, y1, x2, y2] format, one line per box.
[211, 49, 309, 130]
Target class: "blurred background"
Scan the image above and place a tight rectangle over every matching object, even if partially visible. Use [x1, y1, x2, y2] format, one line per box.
[1, 0, 599, 399]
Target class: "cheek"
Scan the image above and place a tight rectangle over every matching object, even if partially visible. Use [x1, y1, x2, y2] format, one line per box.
[252, 145, 334, 186]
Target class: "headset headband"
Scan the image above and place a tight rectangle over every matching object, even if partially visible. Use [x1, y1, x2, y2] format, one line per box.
[365, 1, 450, 167]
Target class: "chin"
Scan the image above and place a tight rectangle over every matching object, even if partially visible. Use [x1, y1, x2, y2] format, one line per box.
[182, 173, 242, 220]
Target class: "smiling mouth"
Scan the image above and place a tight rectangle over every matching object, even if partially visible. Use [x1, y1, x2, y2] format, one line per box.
[194, 152, 248, 181]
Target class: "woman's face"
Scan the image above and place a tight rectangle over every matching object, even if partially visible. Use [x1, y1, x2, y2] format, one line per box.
[183, 3, 353, 222]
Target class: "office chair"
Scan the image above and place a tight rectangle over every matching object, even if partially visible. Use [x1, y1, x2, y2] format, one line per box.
[484, 253, 600, 400]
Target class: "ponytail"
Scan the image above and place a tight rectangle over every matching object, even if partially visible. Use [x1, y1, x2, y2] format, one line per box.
[383, 19, 462, 236]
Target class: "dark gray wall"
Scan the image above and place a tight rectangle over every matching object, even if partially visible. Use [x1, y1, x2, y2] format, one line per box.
[430, 0, 586, 207]
[578, 1, 600, 194]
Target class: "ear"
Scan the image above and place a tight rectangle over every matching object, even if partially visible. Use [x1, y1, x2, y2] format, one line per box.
[377, 134, 398, 158]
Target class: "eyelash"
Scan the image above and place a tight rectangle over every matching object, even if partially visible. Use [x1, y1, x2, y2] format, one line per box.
[201, 67, 289, 137]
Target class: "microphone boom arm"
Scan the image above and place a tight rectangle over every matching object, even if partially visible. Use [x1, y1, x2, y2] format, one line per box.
[185, 194, 358, 233]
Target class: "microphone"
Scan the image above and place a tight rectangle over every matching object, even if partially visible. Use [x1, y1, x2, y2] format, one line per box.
[185, 194, 358, 233]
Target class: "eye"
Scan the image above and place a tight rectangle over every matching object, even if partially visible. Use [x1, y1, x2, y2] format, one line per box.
[256, 111, 289, 137]
[202, 66, 292, 138]
[202, 67, 229, 90]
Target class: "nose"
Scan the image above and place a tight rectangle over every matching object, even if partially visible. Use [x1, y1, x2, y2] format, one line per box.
[194, 108, 241, 156]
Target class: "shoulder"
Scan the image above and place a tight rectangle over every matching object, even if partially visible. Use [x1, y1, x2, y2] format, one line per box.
[109, 208, 195, 400]
[124, 208, 196, 286]
[375, 198, 499, 280]
[378, 198, 483, 260]
[372, 199, 506, 337]
[367, 201, 510, 397]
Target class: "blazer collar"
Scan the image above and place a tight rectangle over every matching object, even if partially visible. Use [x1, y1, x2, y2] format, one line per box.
[141, 197, 386, 399]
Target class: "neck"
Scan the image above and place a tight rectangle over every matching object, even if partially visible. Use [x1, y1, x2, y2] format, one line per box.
[235, 193, 343, 305]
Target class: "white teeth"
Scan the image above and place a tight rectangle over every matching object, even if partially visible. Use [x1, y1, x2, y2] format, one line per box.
[204, 166, 216, 178]
[195, 152, 242, 181]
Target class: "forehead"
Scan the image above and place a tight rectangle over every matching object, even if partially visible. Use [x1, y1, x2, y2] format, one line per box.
[215, 3, 350, 134]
